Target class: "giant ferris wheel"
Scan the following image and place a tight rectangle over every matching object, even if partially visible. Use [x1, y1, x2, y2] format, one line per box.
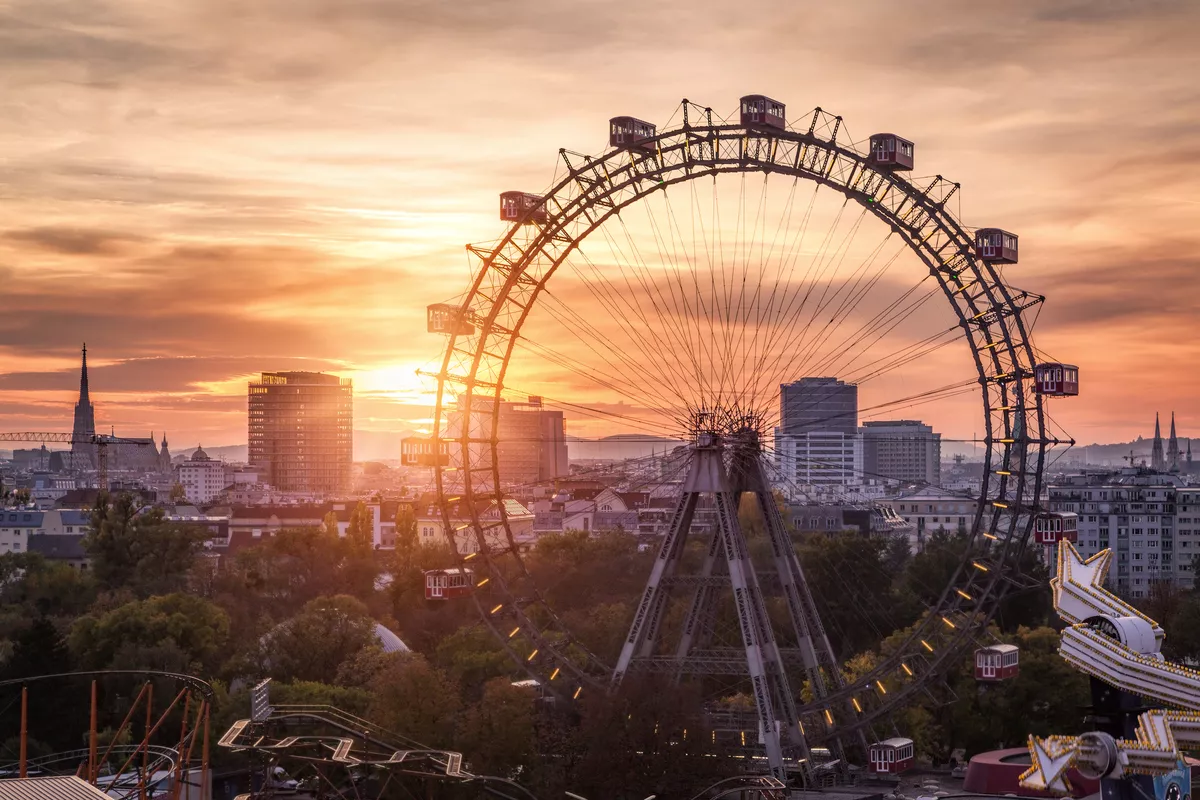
[426, 96, 1077, 783]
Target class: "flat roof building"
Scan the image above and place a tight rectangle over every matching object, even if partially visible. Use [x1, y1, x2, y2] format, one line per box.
[248, 372, 352, 495]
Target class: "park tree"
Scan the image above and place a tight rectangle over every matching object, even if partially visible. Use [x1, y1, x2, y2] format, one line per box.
[257, 595, 378, 684]
[368, 654, 462, 748]
[346, 501, 373, 553]
[68, 593, 229, 675]
[322, 510, 339, 537]
[84, 492, 207, 596]
[455, 678, 536, 778]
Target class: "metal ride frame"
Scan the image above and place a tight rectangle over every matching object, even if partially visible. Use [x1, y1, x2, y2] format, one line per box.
[433, 99, 1065, 772]
[0, 670, 213, 800]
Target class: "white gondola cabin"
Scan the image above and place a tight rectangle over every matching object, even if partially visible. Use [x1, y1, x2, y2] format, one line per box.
[740, 95, 786, 131]
[1035, 363, 1079, 397]
[427, 303, 474, 335]
[425, 567, 473, 600]
[975, 643, 1019, 681]
[869, 738, 914, 774]
[866, 133, 914, 171]
[400, 436, 449, 467]
[610, 116, 656, 150]
[1035, 511, 1078, 545]
[975, 228, 1019, 264]
[500, 191, 548, 225]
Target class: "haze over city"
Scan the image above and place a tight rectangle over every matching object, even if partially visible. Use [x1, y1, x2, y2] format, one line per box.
[2, 0, 1199, 447]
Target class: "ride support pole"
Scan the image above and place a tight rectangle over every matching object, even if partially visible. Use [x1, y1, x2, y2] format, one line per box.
[141, 683, 153, 800]
[200, 705, 210, 800]
[172, 693, 192, 800]
[89, 680, 98, 783]
[19, 686, 27, 778]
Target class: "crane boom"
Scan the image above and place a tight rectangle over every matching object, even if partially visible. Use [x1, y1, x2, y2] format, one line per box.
[0, 432, 151, 490]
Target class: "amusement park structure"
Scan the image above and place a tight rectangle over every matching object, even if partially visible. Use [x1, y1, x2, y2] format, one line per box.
[419, 93, 1082, 782]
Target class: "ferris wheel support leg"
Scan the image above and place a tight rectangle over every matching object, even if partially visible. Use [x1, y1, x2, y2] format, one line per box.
[747, 455, 871, 764]
[713, 486, 806, 785]
[612, 489, 698, 684]
[674, 526, 722, 666]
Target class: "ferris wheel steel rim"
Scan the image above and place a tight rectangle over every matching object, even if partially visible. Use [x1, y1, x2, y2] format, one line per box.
[433, 102, 1054, 741]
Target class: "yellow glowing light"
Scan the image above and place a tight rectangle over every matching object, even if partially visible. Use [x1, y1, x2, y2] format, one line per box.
[983, 532, 998, 540]
[956, 589, 973, 600]
[994, 501, 1009, 509]
[852, 698, 862, 713]
[490, 603, 502, 614]
[973, 561, 990, 572]
[464, 552, 478, 561]
[573, 687, 582, 700]
[509, 627, 520, 638]
[876, 680, 887, 694]
[921, 640, 934, 652]
[476, 577, 490, 587]
[824, 710, 834, 725]
[901, 663, 913, 676]
[527, 649, 539, 661]
[550, 668, 560, 680]
[942, 616, 957, 629]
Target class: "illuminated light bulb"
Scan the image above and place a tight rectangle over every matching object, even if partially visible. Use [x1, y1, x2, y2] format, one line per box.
[852, 698, 862, 713]
[549, 668, 560, 680]
[490, 604, 502, 614]
[876, 680, 887, 695]
[509, 627, 520, 638]
[476, 577, 490, 587]
[573, 687, 582, 700]
[956, 589, 973, 600]
[526, 649, 539, 661]
[901, 663, 913, 676]
[942, 617, 957, 629]
[921, 640, 934, 652]
[824, 709, 834, 725]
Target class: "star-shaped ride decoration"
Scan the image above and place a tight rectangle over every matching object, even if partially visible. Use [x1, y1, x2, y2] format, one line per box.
[1020, 734, 1079, 794]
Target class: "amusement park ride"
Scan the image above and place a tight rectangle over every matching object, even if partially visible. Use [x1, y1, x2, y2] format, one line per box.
[1018, 540, 1200, 800]
[414, 93, 1085, 783]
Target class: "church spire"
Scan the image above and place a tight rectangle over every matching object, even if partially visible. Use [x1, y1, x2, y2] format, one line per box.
[70, 343, 97, 469]
[1169, 412, 1181, 471]
[1151, 412, 1166, 471]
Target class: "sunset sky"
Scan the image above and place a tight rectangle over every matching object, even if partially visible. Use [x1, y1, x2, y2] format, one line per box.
[2, 0, 1198, 452]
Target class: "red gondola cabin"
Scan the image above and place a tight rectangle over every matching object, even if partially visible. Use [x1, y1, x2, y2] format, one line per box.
[401, 436, 449, 467]
[866, 134, 914, 171]
[740, 95, 786, 131]
[975, 228, 1019, 264]
[1035, 511, 1079, 544]
[500, 192, 548, 225]
[975, 644, 1019, 681]
[869, 738, 914, 774]
[1035, 363, 1079, 397]
[610, 117, 657, 151]
[425, 567, 473, 600]
[427, 303, 474, 335]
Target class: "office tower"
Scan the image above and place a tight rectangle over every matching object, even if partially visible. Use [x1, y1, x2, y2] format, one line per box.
[248, 372, 352, 494]
[861, 420, 941, 485]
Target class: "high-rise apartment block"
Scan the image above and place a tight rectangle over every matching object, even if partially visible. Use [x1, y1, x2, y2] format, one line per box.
[861, 420, 941, 485]
[1049, 471, 1199, 597]
[248, 372, 352, 494]
[775, 378, 861, 488]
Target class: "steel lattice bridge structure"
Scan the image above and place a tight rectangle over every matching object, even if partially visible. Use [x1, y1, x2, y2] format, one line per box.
[416, 94, 1079, 784]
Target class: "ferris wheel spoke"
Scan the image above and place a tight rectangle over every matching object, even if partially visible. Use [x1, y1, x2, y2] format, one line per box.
[534, 287, 690, 417]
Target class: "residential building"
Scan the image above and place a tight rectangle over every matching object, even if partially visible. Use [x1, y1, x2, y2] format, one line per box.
[416, 495, 536, 553]
[892, 485, 981, 552]
[248, 372, 353, 495]
[177, 446, 228, 504]
[1048, 470, 1196, 597]
[27, 534, 89, 570]
[0, 509, 46, 554]
[774, 378, 862, 490]
[861, 420, 940, 485]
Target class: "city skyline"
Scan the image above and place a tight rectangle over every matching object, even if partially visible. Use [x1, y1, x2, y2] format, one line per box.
[2, 1, 1199, 446]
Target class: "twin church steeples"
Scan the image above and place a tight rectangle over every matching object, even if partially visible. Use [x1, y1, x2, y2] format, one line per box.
[1151, 411, 1186, 472]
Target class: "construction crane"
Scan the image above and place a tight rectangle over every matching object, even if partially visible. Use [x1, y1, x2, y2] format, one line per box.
[0, 432, 150, 490]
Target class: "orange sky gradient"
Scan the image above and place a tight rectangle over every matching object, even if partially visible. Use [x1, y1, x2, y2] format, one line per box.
[1, 0, 1198, 451]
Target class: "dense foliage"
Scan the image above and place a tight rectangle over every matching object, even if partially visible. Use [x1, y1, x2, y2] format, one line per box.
[1, 490, 1179, 797]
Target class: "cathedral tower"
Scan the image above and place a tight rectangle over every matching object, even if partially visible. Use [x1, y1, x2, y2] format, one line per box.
[71, 344, 97, 468]
[1168, 412, 1181, 472]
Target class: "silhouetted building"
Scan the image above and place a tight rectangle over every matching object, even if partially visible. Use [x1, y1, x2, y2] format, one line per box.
[248, 372, 353, 495]
[861, 420, 941, 485]
[71, 345, 96, 468]
[497, 396, 568, 487]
